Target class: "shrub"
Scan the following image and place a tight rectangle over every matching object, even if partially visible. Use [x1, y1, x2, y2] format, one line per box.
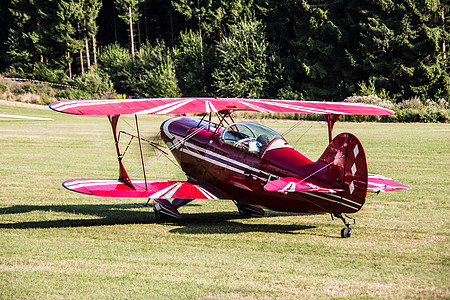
[0, 78, 12, 93]
[98, 43, 132, 94]
[345, 95, 449, 123]
[74, 72, 115, 97]
[11, 81, 28, 94]
[5, 63, 70, 85]
[131, 41, 181, 98]
[98, 41, 180, 98]
[32, 63, 69, 84]
[397, 96, 422, 109]
[394, 97, 449, 123]
[55, 88, 91, 100]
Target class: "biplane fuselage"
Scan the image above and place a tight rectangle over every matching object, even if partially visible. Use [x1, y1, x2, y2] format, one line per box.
[49, 97, 409, 237]
[160, 116, 367, 215]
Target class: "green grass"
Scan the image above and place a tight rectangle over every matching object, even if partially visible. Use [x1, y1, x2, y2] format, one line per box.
[0, 102, 449, 299]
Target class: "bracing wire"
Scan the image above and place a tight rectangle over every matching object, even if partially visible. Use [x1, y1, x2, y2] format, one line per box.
[299, 154, 345, 183]
[120, 116, 137, 131]
[282, 114, 312, 136]
[294, 124, 313, 144]
[128, 126, 204, 178]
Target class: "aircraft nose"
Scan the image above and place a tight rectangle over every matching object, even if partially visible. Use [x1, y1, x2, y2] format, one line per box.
[161, 118, 176, 140]
[160, 117, 187, 150]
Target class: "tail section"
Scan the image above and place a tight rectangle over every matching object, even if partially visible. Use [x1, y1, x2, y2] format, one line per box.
[312, 133, 368, 213]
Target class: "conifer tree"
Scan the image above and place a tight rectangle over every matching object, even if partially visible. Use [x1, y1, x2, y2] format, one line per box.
[0, 0, 11, 71]
[114, 0, 144, 56]
[55, 0, 84, 77]
[358, 0, 449, 100]
[289, 0, 359, 100]
[82, 0, 102, 70]
[172, 0, 258, 42]
[173, 30, 215, 96]
[6, 0, 45, 68]
[212, 19, 268, 98]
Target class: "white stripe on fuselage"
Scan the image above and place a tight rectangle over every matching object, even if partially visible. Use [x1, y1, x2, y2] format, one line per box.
[184, 141, 272, 178]
[324, 192, 363, 207]
[183, 147, 246, 176]
[303, 192, 359, 211]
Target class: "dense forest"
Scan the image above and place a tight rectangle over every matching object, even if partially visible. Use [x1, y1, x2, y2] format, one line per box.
[0, 0, 448, 103]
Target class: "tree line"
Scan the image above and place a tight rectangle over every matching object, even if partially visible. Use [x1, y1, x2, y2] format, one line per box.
[0, 0, 448, 103]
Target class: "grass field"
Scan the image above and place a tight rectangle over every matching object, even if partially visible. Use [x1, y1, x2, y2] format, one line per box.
[0, 101, 448, 299]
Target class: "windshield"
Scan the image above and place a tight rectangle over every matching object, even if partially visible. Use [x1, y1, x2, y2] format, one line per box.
[221, 122, 291, 156]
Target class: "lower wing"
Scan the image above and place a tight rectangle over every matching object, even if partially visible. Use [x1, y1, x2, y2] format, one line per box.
[63, 179, 223, 200]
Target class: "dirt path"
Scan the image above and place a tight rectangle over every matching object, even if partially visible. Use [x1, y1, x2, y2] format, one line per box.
[0, 100, 48, 110]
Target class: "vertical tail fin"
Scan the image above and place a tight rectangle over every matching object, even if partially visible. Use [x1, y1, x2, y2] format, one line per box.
[312, 133, 368, 213]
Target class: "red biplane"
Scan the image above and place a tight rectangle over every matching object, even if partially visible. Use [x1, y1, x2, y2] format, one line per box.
[50, 98, 409, 238]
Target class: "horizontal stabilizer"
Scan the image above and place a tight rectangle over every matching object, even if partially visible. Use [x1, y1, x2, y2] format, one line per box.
[63, 179, 222, 199]
[264, 177, 344, 194]
[367, 173, 410, 192]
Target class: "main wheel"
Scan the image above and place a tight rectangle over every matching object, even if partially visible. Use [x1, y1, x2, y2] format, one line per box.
[341, 227, 352, 238]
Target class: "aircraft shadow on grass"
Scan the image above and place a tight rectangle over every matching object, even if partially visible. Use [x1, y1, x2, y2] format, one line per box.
[0, 203, 324, 236]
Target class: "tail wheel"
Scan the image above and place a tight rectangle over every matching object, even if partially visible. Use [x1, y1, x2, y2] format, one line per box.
[334, 213, 354, 238]
[341, 227, 352, 238]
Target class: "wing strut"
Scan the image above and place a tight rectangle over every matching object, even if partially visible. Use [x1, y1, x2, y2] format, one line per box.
[108, 115, 135, 190]
[325, 114, 340, 143]
[135, 115, 148, 190]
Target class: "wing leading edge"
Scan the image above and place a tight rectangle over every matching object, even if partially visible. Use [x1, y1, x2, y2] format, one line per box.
[49, 97, 395, 116]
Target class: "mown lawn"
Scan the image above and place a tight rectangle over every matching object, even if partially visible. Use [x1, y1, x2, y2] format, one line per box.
[0, 101, 448, 299]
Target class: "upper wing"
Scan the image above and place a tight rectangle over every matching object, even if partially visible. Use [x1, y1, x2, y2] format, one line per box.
[63, 179, 224, 199]
[49, 97, 395, 116]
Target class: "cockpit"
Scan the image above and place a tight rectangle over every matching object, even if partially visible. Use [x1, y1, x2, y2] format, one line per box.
[221, 122, 293, 156]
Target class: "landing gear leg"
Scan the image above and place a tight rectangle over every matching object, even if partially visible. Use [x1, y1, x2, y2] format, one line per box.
[333, 213, 355, 238]
[233, 201, 265, 217]
[152, 198, 182, 220]
[138, 198, 152, 207]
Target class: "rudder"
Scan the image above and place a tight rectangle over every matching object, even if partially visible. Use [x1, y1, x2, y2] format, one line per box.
[312, 133, 368, 213]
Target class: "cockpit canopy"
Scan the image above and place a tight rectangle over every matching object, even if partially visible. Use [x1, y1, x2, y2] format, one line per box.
[221, 122, 292, 156]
